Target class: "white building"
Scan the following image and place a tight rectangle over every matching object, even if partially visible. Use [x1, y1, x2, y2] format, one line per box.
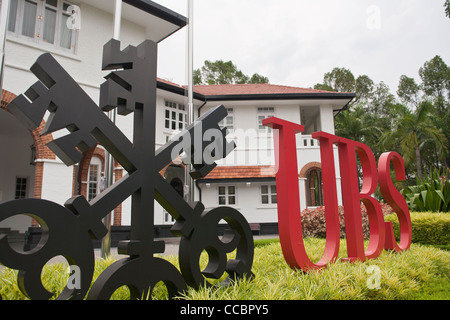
[0, 0, 355, 242]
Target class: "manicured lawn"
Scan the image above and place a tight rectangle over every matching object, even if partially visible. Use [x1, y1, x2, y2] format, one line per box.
[1, 238, 448, 300]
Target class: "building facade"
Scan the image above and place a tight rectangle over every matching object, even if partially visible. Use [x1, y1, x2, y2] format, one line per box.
[0, 0, 355, 237]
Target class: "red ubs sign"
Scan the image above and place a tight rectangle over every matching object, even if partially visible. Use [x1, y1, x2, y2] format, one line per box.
[263, 117, 412, 272]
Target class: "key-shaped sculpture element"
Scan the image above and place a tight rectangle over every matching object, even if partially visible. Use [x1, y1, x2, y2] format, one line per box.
[0, 38, 254, 300]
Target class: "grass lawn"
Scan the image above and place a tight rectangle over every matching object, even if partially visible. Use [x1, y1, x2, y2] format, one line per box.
[1, 238, 448, 300]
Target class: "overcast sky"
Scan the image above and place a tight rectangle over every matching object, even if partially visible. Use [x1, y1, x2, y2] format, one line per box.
[154, 0, 450, 97]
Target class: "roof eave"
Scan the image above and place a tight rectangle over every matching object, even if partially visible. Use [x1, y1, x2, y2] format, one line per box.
[203, 92, 356, 102]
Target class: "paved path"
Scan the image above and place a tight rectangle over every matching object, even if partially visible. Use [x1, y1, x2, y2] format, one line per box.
[94, 234, 279, 261]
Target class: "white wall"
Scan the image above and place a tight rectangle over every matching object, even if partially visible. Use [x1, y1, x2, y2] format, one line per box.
[0, 110, 35, 232]
[200, 182, 278, 224]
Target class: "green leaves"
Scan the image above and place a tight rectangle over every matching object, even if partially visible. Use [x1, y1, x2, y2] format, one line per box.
[194, 60, 269, 85]
[402, 169, 450, 212]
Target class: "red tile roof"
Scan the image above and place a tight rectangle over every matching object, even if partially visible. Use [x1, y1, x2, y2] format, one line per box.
[193, 83, 335, 96]
[157, 77, 185, 89]
[202, 165, 276, 180]
[157, 78, 340, 97]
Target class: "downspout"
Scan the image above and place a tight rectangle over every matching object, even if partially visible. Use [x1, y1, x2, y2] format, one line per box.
[333, 96, 355, 118]
[194, 100, 206, 201]
[197, 100, 207, 118]
[195, 179, 202, 203]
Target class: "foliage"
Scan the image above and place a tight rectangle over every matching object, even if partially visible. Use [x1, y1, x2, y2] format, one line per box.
[385, 211, 450, 246]
[322, 67, 356, 93]
[179, 240, 449, 300]
[331, 55, 450, 180]
[401, 169, 450, 212]
[193, 60, 269, 85]
[397, 75, 421, 108]
[300, 204, 393, 240]
[1, 236, 449, 300]
[419, 55, 450, 105]
[446, 0, 450, 18]
[379, 102, 448, 179]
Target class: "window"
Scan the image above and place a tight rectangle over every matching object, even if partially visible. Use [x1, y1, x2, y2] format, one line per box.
[219, 108, 234, 133]
[88, 164, 99, 201]
[306, 168, 323, 207]
[218, 186, 236, 205]
[15, 177, 28, 199]
[164, 100, 187, 131]
[164, 211, 175, 223]
[7, 0, 78, 53]
[257, 107, 275, 134]
[88, 157, 103, 201]
[261, 184, 277, 205]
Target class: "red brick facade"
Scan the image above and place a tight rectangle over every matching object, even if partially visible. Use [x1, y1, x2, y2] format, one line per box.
[299, 162, 322, 179]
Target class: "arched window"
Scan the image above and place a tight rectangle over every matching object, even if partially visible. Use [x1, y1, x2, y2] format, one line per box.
[306, 168, 323, 207]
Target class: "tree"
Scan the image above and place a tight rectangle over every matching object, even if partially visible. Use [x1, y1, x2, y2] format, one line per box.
[397, 75, 421, 108]
[445, 0, 450, 18]
[194, 60, 269, 85]
[313, 83, 336, 91]
[335, 104, 384, 149]
[368, 81, 396, 116]
[249, 73, 270, 84]
[322, 67, 356, 93]
[379, 102, 448, 179]
[315, 69, 377, 105]
[355, 75, 375, 103]
[419, 55, 450, 112]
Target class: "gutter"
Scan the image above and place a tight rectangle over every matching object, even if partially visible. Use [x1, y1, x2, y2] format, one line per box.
[333, 94, 357, 118]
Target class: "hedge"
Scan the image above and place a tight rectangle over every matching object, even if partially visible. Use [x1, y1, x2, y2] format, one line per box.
[301, 206, 449, 246]
[384, 211, 450, 246]
[301, 204, 394, 239]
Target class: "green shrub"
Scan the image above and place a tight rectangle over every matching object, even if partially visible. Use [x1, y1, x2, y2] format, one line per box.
[402, 168, 450, 212]
[301, 204, 393, 239]
[384, 211, 450, 245]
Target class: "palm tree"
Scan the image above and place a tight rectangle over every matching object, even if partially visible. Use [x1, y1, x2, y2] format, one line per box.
[379, 102, 448, 179]
[335, 104, 385, 152]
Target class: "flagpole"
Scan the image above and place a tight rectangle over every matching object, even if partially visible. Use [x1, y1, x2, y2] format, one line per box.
[0, 0, 11, 93]
[185, 0, 195, 203]
[101, 0, 122, 259]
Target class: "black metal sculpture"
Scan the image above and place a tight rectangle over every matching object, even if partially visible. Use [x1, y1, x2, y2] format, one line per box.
[0, 37, 254, 300]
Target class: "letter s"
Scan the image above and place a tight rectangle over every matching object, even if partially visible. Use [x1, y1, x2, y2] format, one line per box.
[378, 152, 412, 252]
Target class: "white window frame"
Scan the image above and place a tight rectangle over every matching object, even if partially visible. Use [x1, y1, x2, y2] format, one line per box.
[164, 100, 187, 132]
[87, 157, 102, 201]
[260, 184, 277, 205]
[218, 185, 237, 206]
[218, 107, 234, 133]
[6, 0, 79, 54]
[257, 107, 275, 134]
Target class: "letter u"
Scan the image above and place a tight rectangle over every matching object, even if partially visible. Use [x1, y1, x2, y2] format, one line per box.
[263, 118, 341, 271]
